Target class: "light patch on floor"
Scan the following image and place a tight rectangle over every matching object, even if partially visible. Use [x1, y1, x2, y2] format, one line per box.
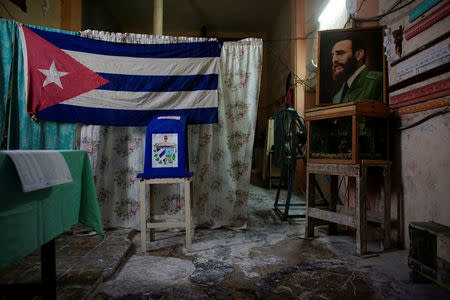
[91, 185, 450, 299]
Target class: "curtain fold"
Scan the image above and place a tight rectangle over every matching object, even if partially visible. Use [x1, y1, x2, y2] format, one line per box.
[0, 18, 15, 143]
[7, 23, 77, 150]
[78, 31, 262, 229]
[190, 39, 263, 228]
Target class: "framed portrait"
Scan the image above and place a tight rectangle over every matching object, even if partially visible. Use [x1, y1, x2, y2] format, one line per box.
[317, 26, 387, 105]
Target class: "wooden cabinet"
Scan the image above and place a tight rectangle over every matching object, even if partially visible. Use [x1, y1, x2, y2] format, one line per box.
[305, 100, 391, 164]
[409, 222, 450, 290]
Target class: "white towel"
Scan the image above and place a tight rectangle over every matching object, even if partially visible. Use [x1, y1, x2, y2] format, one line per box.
[2, 150, 73, 192]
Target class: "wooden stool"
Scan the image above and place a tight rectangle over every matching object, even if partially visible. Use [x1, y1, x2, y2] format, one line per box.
[140, 176, 194, 252]
[305, 162, 392, 256]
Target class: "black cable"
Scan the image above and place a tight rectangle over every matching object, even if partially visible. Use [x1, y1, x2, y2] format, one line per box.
[352, 0, 417, 22]
[396, 106, 449, 131]
[344, 0, 371, 27]
[265, 36, 316, 43]
[265, 42, 313, 91]
[355, 0, 369, 14]
[343, 16, 352, 28]
[378, 0, 416, 20]
[265, 29, 317, 43]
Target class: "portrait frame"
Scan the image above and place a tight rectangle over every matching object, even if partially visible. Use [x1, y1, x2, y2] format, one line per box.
[316, 26, 387, 106]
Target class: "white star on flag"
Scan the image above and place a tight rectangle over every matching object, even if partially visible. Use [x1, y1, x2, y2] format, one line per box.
[38, 61, 69, 89]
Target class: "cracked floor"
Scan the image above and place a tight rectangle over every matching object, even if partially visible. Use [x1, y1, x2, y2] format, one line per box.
[93, 185, 449, 299]
[1, 185, 449, 299]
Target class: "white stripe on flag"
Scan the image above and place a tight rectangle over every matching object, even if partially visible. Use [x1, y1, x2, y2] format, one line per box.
[63, 50, 219, 76]
[62, 89, 218, 110]
[18, 25, 29, 99]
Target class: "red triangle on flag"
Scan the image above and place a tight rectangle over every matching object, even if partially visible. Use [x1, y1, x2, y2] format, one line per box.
[22, 26, 109, 115]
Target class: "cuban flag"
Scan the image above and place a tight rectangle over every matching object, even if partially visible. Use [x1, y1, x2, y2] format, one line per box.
[18, 25, 221, 126]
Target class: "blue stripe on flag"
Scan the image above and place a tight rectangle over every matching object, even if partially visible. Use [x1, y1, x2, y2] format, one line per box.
[27, 26, 222, 58]
[97, 73, 218, 92]
[37, 104, 218, 126]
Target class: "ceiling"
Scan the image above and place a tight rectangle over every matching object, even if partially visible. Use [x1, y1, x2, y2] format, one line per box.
[84, 0, 286, 36]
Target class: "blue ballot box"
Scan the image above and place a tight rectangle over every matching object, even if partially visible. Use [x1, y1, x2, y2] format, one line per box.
[137, 115, 192, 179]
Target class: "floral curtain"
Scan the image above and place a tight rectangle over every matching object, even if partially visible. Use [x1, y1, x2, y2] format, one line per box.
[78, 30, 262, 229]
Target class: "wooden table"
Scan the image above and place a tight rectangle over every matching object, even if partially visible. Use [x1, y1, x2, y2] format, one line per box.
[0, 150, 104, 299]
[305, 162, 392, 256]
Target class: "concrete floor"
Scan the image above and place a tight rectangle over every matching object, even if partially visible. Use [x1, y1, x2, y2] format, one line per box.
[1, 185, 449, 299]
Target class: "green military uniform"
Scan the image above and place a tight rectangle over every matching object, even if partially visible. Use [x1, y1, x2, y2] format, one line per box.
[332, 66, 383, 104]
[330, 66, 385, 157]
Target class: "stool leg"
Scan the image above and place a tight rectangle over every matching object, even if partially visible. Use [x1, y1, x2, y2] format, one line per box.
[383, 165, 391, 249]
[140, 180, 147, 253]
[149, 184, 155, 241]
[184, 179, 192, 250]
[305, 171, 315, 238]
[356, 167, 367, 255]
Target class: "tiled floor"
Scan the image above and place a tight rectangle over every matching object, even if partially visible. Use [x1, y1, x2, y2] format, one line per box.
[0, 227, 133, 299]
[1, 185, 449, 299]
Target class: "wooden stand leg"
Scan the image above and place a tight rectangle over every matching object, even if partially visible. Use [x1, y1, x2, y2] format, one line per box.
[140, 180, 147, 253]
[383, 165, 391, 250]
[190, 179, 195, 243]
[347, 177, 356, 207]
[184, 179, 192, 250]
[329, 175, 338, 235]
[305, 172, 316, 238]
[356, 167, 367, 255]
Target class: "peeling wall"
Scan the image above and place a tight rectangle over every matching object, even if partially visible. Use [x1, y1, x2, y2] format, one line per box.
[393, 108, 450, 247]
[265, 0, 294, 120]
[379, 0, 450, 247]
[398, 111, 450, 225]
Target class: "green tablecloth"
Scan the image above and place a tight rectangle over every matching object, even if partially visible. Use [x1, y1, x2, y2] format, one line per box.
[0, 150, 104, 270]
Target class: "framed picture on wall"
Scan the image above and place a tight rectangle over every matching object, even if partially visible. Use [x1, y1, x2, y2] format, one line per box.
[317, 26, 387, 105]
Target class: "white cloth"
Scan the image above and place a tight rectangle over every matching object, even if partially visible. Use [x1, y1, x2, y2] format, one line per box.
[2, 150, 72, 192]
